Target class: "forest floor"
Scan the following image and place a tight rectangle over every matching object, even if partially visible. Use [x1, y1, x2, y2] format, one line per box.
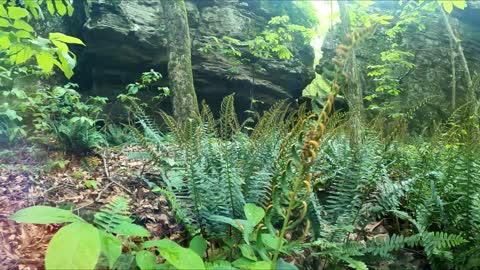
[0, 145, 428, 270]
[0, 145, 186, 270]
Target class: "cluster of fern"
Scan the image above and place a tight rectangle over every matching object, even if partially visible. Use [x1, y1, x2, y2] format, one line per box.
[130, 95, 292, 236]
[127, 94, 407, 269]
[385, 121, 480, 269]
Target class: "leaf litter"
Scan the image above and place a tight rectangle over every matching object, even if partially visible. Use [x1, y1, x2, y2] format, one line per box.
[0, 145, 185, 269]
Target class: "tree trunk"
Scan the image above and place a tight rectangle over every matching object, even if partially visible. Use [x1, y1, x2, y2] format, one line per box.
[162, 0, 200, 123]
[448, 34, 457, 110]
[440, 7, 476, 114]
[338, 1, 365, 147]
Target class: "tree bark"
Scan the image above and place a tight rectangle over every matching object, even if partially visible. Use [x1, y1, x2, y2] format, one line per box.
[338, 1, 365, 147]
[162, 0, 200, 123]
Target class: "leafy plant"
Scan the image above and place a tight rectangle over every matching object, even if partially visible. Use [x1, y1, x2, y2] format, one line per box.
[0, 0, 82, 79]
[1, 83, 107, 153]
[117, 69, 170, 107]
[10, 198, 197, 270]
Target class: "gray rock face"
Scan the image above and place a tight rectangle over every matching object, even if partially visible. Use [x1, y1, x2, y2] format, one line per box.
[73, 0, 315, 114]
[316, 2, 480, 131]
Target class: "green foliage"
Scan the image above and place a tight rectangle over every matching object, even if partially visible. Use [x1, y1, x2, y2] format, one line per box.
[366, 48, 414, 98]
[104, 124, 134, 147]
[143, 239, 206, 270]
[129, 95, 290, 239]
[117, 69, 170, 106]
[347, 1, 394, 28]
[45, 222, 101, 270]
[202, 15, 314, 63]
[11, 205, 85, 224]
[1, 83, 106, 153]
[438, 0, 467, 13]
[199, 15, 314, 109]
[0, 0, 82, 79]
[11, 198, 159, 270]
[0, 0, 97, 152]
[93, 197, 136, 234]
[304, 134, 409, 268]
[388, 137, 480, 268]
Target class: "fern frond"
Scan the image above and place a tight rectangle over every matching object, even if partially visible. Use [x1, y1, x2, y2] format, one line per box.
[94, 197, 132, 233]
[366, 234, 420, 257]
[219, 94, 240, 140]
[200, 100, 217, 136]
[251, 100, 289, 140]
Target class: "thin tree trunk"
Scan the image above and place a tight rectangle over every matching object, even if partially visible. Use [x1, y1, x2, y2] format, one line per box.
[338, 1, 364, 147]
[440, 7, 476, 113]
[449, 39, 456, 110]
[162, 0, 200, 123]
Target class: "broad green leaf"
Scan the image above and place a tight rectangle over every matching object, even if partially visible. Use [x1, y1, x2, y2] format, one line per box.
[8, 7, 28, 19]
[27, 3, 41, 19]
[49, 32, 85, 46]
[135, 251, 157, 270]
[46, 0, 55, 15]
[232, 258, 269, 270]
[205, 260, 237, 270]
[209, 215, 240, 230]
[0, 35, 10, 49]
[36, 52, 54, 73]
[13, 19, 33, 32]
[0, 18, 10, 27]
[143, 239, 206, 270]
[67, 2, 74, 16]
[55, 0, 67, 16]
[13, 46, 33, 64]
[56, 50, 75, 79]
[232, 257, 255, 269]
[249, 261, 271, 270]
[45, 223, 101, 270]
[99, 231, 122, 269]
[260, 233, 286, 252]
[51, 39, 68, 52]
[189, 235, 208, 257]
[211, 215, 254, 244]
[15, 30, 31, 39]
[244, 203, 264, 226]
[452, 0, 467, 10]
[239, 244, 256, 261]
[54, 60, 73, 79]
[11, 206, 84, 224]
[0, 5, 7, 17]
[3, 109, 21, 121]
[441, 1, 454, 13]
[275, 258, 298, 270]
[113, 253, 136, 270]
[112, 222, 150, 237]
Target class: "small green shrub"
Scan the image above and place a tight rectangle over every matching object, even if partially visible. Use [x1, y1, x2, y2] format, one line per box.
[1, 83, 107, 154]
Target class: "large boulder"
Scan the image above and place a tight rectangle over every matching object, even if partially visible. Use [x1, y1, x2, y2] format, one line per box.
[71, 0, 315, 115]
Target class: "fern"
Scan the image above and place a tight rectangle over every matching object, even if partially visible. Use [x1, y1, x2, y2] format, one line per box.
[94, 197, 132, 233]
[53, 121, 105, 154]
[366, 234, 419, 257]
[125, 95, 292, 240]
[219, 93, 239, 140]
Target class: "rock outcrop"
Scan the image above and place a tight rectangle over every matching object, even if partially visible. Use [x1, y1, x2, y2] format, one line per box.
[316, 2, 480, 131]
[71, 0, 316, 115]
